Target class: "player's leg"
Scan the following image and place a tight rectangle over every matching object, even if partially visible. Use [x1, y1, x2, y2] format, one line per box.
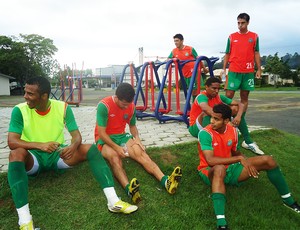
[99, 144, 129, 188]
[8, 148, 37, 228]
[225, 71, 242, 99]
[65, 144, 138, 213]
[238, 156, 299, 211]
[127, 138, 164, 180]
[127, 139, 182, 194]
[239, 73, 264, 154]
[188, 114, 204, 138]
[207, 165, 228, 229]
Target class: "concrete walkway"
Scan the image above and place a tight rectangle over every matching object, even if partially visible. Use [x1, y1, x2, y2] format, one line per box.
[0, 106, 269, 173]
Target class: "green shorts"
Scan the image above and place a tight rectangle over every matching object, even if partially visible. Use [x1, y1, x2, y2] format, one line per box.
[184, 72, 206, 90]
[185, 77, 196, 90]
[28, 144, 68, 175]
[97, 133, 133, 147]
[198, 163, 244, 186]
[226, 72, 255, 91]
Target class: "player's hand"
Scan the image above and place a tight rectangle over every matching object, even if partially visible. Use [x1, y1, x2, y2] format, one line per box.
[203, 67, 209, 74]
[220, 69, 226, 82]
[240, 158, 259, 178]
[40, 142, 60, 153]
[116, 145, 128, 158]
[255, 69, 262, 79]
[59, 145, 75, 160]
[133, 139, 145, 152]
[232, 117, 241, 127]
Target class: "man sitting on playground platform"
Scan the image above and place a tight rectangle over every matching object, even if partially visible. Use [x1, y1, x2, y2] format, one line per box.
[94, 83, 182, 204]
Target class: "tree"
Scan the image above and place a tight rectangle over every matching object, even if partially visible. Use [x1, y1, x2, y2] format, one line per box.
[263, 53, 294, 86]
[0, 34, 58, 87]
[18, 34, 58, 77]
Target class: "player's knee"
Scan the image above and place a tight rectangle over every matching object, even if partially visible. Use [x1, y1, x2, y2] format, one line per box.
[9, 148, 28, 162]
[263, 155, 277, 169]
[110, 153, 123, 166]
[212, 165, 226, 178]
[130, 144, 144, 156]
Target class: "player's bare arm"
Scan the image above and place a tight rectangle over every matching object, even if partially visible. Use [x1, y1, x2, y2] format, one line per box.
[203, 149, 244, 167]
[8, 132, 59, 153]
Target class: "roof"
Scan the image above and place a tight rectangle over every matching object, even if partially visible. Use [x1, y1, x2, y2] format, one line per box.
[0, 73, 15, 80]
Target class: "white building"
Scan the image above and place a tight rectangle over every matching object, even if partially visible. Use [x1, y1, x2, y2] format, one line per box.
[0, 73, 15, 96]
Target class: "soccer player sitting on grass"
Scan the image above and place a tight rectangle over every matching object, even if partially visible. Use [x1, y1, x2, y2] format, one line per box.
[7, 77, 137, 230]
[189, 77, 264, 155]
[197, 103, 300, 229]
[94, 83, 182, 204]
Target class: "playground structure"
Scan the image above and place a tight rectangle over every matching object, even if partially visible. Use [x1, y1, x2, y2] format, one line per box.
[125, 56, 219, 126]
[51, 64, 83, 107]
[50, 56, 218, 124]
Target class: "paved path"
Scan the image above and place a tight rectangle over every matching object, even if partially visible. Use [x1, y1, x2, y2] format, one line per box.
[0, 106, 269, 173]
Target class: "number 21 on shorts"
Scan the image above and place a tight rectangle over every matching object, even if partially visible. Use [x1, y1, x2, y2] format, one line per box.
[248, 79, 254, 87]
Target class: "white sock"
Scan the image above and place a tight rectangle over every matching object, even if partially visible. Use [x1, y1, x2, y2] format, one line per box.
[103, 187, 120, 206]
[17, 204, 32, 226]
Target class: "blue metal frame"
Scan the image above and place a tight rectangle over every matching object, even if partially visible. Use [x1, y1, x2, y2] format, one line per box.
[133, 61, 168, 119]
[155, 56, 219, 126]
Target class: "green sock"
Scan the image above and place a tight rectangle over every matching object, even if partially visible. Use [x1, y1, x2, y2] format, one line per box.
[87, 144, 114, 189]
[238, 112, 253, 144]
[267, 167, 295, 205]
[8, 162, 29, 209]
[125, 184, 130, 196]
[211, 193, 227, 227]
[160, 175, 168, 188]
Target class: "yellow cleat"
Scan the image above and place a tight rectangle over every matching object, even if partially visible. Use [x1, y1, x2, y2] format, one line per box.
[108, 200, 138, 214]
[166, 166, 182, 194]
[128, 178, 142, 204]
[20, 220, 36, 230]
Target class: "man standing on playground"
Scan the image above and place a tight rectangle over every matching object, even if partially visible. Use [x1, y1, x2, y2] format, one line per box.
[222, 13, 263, 154]
[94, 82, 182, 204]
[198, 104, 300, 229]
[168, 33, 207, 101]
[188, 77, 264, 155]
[7, 77, 137, 230]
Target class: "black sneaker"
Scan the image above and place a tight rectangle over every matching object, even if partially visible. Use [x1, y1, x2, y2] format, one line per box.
[217, 225, 229, 230]
[284, 202, 300, 214]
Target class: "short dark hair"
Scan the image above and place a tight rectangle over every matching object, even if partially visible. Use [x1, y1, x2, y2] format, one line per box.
[26, 77, 51, 97]
[116, 83, 135, 102]
[213, 104, 232, 120]
[173, 34, 184, 41]
[237, 13, 250, 22]
[205, 77, 222, 86]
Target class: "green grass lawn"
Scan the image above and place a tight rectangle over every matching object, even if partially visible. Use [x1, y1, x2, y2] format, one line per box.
[1, 129, 300, 230]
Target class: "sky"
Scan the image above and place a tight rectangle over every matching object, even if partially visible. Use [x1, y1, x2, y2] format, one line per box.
[2, 0, 300, 70]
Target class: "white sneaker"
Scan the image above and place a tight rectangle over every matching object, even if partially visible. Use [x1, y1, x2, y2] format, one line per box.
[241, 141, 264, 155]
[107, 200, 138, 214]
